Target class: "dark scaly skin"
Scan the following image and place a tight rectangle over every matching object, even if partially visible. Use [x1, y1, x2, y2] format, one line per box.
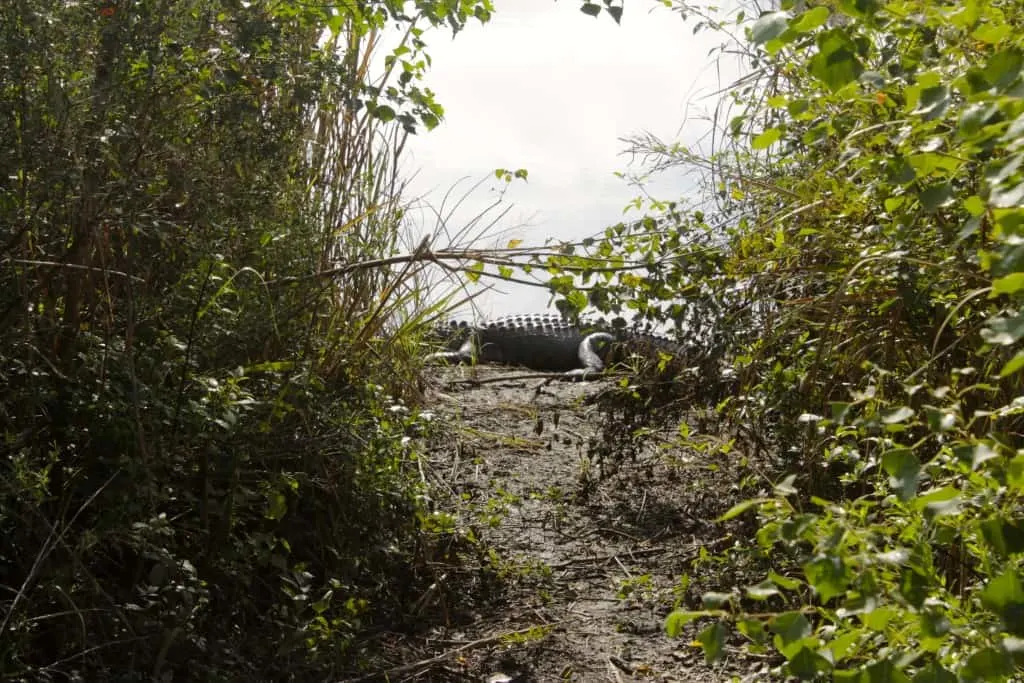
[425, 313, 681, 375]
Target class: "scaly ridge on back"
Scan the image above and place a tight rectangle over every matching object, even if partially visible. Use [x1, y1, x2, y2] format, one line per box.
[425, 313, 684, 377]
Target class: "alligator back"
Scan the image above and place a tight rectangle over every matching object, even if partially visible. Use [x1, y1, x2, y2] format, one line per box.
[428, 313, 684, 373]
[430, 314, 593, 371]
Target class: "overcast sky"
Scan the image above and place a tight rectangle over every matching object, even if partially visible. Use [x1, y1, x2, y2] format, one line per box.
[401, 0, 745, 317]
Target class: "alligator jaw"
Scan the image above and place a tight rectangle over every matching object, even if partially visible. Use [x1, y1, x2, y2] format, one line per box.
[424, 338, 477, 366]
[577, 332, 614, 374]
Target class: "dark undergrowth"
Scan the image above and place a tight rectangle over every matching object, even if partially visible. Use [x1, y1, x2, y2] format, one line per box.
[0, 0, 491, 679]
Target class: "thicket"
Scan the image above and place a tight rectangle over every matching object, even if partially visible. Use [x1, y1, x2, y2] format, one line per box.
[8, 0, 1024, 679]
[0, 0, 493, 678]
[533, 0, 1024, 679]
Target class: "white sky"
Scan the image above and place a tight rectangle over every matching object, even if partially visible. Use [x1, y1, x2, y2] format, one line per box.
[401, 0, 745, 316]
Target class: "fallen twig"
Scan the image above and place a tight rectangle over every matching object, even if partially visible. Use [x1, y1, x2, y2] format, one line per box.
[546, 546, 669, 570]
[341, 623, 560, 682]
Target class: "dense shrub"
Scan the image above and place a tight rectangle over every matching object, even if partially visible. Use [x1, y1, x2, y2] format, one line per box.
[534, 0, 1024, 679]
[0, 0, 490, 678]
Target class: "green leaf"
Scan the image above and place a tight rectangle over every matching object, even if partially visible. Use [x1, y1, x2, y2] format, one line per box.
[312, 591, 333, 614]
[828, 629, 863, 663]
[959, 216, 983, 241]
[325, 11, 345, 37]
[787, 98, 810, 117]
[421, 112, 440, 130]
[899, 567, 929, 608]
[914, 487, 961, 517]
[717, 497, 766, 521]
[697, 622, 728, 663]
[745, 579, 780, 600]
[768, 611, 812, 648]
[266, 491, 287, 520]
[565, 289, 588, 311]
[791, 6, 830, 33]
[889, 156, 917, 184]
[863, 605, 898, 631]
[737, 618, 768, 644]
[920, 609, 952, 640]
[787, 646, 833, 678]
[881, 448, 920, 501]
[884, 196, 905, 212]
[770, 571, 803, 591]
[911, 661, 956, 683]
[983, 313, 1024, 345]
[862, 659, 911, 683]
[372, 104, 395, 122]
[960, 102, 1000, 136]
[729, 115, 745, 136]
[994, 208, 1024, 237]
[1009, 454, 1024, 488]
[973, 23, 1012, 45]
[751, 12, 791, 45]
[919, 183, 954, 213]
[909, 151, 959, 176]
[961, 646, 1015, 680]
[837, 0, 879, 19]
[948, 1, 980, 29]
[984, 47, 1024, 92]
[980, 569, 1024, 636]
[830, 401, 852, 422]
[952, 442, 999, 470]
[579, 2, 601, 18]
[1003, 113, 1024, 149]
[810, 30, 864, 92]
[912, 85, 950, 121]
[465, 261, 484, 283]
[980, 517, 1024, 558]
[764, 37, 788, 56]
[964, 195, 986, 216]
[775, 473, 798, 496]
[804, 554, 849, 602]
[1000, 351, 1024, 377]
[752, 128, 782, 149]
[882, 406, 914, 424]
[991, 181, 1024, 209]
[924, 408, 956, 432]
[987, 153, 1024, 186]
[664, 610, 709, 637]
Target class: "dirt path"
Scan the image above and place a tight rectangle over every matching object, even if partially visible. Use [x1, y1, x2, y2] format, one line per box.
[356, 365, 772, 682]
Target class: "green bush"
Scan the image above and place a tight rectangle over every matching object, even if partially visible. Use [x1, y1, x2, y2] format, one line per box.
[650, 1, 1024, 679]
[0, 0, 490, 678]
[518, 0, 1024, 679]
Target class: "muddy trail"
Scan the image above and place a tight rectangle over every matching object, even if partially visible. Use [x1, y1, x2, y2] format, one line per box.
[354, 364, 776, 682]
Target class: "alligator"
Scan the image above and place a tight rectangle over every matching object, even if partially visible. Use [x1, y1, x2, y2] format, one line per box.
[424, 313, 683, 378]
